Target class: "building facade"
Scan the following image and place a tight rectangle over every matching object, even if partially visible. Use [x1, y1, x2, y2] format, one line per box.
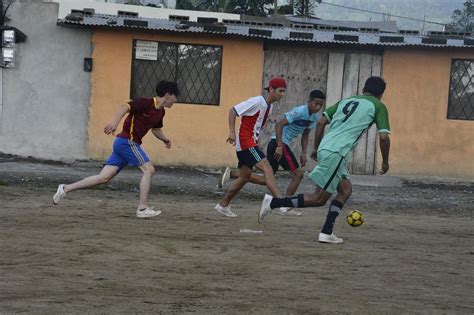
[1, 0, 473, 179]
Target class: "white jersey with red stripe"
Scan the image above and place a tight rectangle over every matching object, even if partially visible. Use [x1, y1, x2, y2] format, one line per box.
[233, 96, 272, 152]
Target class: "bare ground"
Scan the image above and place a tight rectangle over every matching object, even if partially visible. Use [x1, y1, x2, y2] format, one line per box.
[1, 170, 473, 314]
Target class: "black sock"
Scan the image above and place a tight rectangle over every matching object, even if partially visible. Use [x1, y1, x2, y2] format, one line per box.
[270, 194, 305, 209]
[321, 200, 344, 235]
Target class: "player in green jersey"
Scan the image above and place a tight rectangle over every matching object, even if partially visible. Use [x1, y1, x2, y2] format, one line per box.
[259, 76, 391, 244]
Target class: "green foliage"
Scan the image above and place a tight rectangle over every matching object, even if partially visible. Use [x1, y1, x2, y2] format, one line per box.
[195, 0, 221, 11]
[176, 0, 197, 10]
[278, 4, 294, 15]
[448, 1, 473, 32]
[225, 0, 274, 16]
[294, 0, 320, 17]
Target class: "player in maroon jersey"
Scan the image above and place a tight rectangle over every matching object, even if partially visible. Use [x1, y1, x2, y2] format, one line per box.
[53, 81, 179, 218]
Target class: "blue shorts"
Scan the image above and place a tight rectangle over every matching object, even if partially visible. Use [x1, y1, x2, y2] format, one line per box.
[105, 137, 150, 171]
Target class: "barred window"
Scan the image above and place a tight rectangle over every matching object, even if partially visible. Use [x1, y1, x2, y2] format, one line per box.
[131, 40, 222, 105]
[448, 59, 474, 120]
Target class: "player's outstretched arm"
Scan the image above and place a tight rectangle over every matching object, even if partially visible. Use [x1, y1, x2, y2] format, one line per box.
[379, 132, 390, 174]
[104, 104, 130, 135]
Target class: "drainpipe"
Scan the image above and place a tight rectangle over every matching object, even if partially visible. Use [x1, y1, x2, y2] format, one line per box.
[0, 0, 4, 134]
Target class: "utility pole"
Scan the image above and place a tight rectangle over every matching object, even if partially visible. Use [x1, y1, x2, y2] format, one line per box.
[421, 14, 426, 34]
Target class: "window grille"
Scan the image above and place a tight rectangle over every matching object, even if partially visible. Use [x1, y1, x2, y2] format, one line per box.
[448, 59, 474, 120]
[131, 40, 222, 105]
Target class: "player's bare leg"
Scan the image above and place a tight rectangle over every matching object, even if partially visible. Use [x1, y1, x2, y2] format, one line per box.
[333, 179, 352, 204]
[64, 165, 119, 193]
[254, 158, 282, 198]
[136, 162, 161, 218]
[273, 168, 305, 216]
[319, 179, 352, 244]
[229, 169, 266, 185]
[215, 166, 252, 217]
[53, 165, 119, 205]
[219, 166, 252, 207]
[286, 168, 304, 196]
[302, 186, 332, 207]
[255, 159, 284, 222]
[259, 184, 330, 222]
[138, 162, 155, 210]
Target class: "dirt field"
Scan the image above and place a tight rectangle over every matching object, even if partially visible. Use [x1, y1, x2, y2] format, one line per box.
[1, 169, 473, 314]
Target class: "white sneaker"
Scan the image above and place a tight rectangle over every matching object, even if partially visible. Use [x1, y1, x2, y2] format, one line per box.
[136, 207, 162, 218]
[258, 194, 273, 223]
[318, 232, 343, 244]
[218, 167, 231, 189]
[275, 207, 303, 216]
[214, 203, 237, 218]
[275, 207, 290, 215]
[53, 184, 66, 205]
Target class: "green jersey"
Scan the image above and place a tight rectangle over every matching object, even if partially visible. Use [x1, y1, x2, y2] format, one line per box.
[319, 95, 390, 157]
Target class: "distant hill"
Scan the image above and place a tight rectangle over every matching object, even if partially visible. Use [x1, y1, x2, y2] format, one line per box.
[313, 0, 465, 31]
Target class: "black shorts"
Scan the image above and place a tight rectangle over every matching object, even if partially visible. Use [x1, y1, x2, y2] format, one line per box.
[267, 139, 300, 173]
[237, 146, 266, 169]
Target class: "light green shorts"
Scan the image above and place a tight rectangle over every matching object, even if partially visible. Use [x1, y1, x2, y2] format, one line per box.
[309, 150, 349, 194]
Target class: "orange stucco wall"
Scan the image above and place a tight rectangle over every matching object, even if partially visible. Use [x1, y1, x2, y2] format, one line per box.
[87, 30, 264, 167]
[382, 48, 474, 178]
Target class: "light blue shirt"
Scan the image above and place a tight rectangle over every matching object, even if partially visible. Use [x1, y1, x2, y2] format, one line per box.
[271, 104, 319, 145]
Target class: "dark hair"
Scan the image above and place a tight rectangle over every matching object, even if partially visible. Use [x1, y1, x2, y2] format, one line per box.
[362, 76, 386, 97]
[309, 89, 326, 100]
[155, 80, 180, 97]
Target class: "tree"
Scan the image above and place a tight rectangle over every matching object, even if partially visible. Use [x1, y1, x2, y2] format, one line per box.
[278, 5, 294, 15]
[176, 0, 197, 10]
[448, 1, 473, 32]
[195, 0, 220, 11]
[225, 0, 274, 17]
[294, 0, 320, 17]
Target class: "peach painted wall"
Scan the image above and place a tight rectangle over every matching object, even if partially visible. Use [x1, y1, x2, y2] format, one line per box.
[87, 30, 264, 168]
[382, 48, 474, 178]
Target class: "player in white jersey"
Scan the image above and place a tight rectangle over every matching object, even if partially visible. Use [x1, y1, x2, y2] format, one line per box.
[219, 90, 326, 216]
[259, 77, 391, 244]
[214, 78, 287, 219]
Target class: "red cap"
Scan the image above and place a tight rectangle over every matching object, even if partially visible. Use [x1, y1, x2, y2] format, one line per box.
[267, 77, 287, 90]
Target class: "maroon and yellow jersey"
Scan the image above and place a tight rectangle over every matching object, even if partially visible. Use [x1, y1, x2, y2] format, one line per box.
[117, 97, 165, 144]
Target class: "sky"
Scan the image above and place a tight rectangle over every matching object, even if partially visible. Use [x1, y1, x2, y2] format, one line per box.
[279, 0, 465, 31]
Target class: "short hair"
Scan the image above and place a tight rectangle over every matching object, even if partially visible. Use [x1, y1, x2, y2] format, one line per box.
[155, 80, 180, 97]
[309, 90, 326, 100]
[362, 76, 386, 97]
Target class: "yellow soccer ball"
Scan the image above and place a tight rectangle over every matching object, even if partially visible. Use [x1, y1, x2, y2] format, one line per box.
[346, 210, 364, 227]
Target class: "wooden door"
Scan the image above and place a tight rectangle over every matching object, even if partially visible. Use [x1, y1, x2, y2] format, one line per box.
[261, 48, 383, 175]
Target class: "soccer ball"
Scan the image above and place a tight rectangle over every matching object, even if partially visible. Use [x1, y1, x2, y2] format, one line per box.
[346, 210, 364, 227]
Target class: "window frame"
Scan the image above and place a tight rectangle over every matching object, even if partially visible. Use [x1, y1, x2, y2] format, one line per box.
[447, 58, 474, 121]
[130, 39, 224, 106]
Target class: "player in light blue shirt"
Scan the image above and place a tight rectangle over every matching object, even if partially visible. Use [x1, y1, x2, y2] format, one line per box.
[261, 77, 391, 244]
[268, 90, 326, 196]
[219, 90, 326, 216]
[273, 102, 319, 146]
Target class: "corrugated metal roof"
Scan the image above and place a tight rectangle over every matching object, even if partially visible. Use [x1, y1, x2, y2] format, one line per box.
[58, 13, 474, 49]
[289, 17, 399, 33]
